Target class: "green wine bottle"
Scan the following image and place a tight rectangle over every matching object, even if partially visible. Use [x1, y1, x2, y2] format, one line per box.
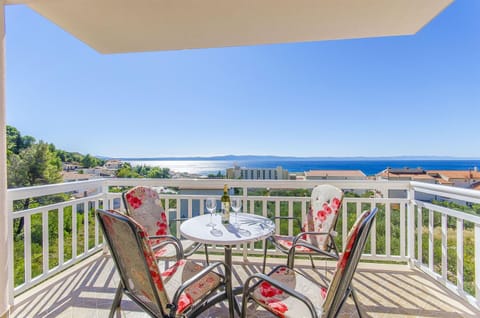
[221, 184, 231, 224]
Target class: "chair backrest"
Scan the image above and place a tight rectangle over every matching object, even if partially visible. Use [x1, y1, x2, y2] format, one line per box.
[322, 207, 378, 318]
[122, 186, 171, 238]
[303, 185, 344, 249]
[96, 209, 170, 316]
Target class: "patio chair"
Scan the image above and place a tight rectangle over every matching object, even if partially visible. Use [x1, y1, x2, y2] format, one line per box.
[242, 207, 378, 318]
[262, 184, 343, 273]
[96, 209, 228, 318]
[122, 186, 209, 262]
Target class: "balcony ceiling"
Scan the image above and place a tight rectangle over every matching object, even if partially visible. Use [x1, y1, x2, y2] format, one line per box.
[11, 0, 453, 54]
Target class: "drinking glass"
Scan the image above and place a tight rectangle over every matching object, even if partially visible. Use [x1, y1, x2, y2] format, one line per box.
[205, 198, 216, 227]
[231, 197, 242, 228]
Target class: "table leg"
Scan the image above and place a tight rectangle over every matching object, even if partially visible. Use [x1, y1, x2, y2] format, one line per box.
[225, 245, 235, 318]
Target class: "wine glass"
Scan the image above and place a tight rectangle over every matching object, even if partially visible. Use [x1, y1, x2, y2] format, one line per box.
[205, 198, 217, 227]
[231, 197, 242, 228]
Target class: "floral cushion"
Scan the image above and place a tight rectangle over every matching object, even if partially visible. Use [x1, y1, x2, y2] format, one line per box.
[302, 185, 343, 250]
[100, 210, 170, 315]
[322, 210, 371, 314]
[110, 210, 221, 315]
[251, 266, 326, 318]
[124, 186, 170, 241]
[252, 210, 372, 317]
[161, 259, 222, 314]
[272, 235, 313, 253]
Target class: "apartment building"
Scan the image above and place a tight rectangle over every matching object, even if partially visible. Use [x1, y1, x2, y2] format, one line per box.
[226, 165, 289, 180]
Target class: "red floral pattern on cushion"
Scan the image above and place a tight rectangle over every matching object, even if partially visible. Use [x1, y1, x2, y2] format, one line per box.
[124, 186, 170, 243]
[251, 266, 327, 318]
[301, 185, 343, 250]
[161, 260, 186, 277]
[260, 281, 284, 298]
[125, 192, 142, 209]
[274, 236, 313, 252]
[177, 293, 193, 313]
[161, 259, 222, 314]
[258, 299, 288, 318]
[321, 286, 328, 299]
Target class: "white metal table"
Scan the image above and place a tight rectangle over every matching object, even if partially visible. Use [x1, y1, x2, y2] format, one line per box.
[180, 213, 275, 317]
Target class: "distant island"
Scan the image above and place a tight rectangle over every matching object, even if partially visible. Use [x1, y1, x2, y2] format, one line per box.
[99, 155, 480, 161]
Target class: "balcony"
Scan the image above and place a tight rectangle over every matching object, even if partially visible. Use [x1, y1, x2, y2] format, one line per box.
[6, 178, 480, 317]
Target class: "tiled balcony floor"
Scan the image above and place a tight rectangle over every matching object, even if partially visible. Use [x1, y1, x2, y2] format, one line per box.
[12, 252, 479, 318]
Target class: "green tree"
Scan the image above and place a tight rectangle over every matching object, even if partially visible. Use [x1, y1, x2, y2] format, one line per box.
[7, 125, 35, 155]
[82, 154, 101, 168]
[116, 162, 140, 178]
[147, 167, 170, 178]
[8, 142, 63, 234]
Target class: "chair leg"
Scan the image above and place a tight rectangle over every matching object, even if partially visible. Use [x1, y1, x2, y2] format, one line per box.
[241, 295, 251, 318]
[109, 282, 123, 318]
[350, 287, 363, 318]
[204, 244, 209, 265]
[309, 255, 315, 269]
[262, 239, 269, 274]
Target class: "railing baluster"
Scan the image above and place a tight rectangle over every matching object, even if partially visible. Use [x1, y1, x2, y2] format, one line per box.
[371, 208, 377, 257]
[457, 219, 464, 292]
[187, 198, 192, 219]
[441, 213, 447, 282]
[417, 207, 422, 263]
[400, 202, 406, 258]
[42, 210, 49, 274]
[94, 200, 99, 247]
[83, 202, 88, 255]
[24, 214, 31, 284]
[72, 204, 77, 259]
[428, 209, 434, 272]
[176, 198, 181, 236]
[199, 198, 204, 215]
[59, 207, 64, 267]
[288, 200, 293, 236]
[407, 188, 415, 266]
[386, 203, 391, 257]
[275, 200, 280, 234]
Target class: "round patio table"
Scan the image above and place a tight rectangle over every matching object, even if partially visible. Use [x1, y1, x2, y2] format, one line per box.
[180, 213, 275, 317]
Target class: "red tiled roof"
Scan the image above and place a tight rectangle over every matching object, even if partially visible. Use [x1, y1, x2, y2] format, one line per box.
[427, 170, 480, 180]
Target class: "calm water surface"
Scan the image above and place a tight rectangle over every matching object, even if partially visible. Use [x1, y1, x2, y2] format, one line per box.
[125, 159, 480, 176]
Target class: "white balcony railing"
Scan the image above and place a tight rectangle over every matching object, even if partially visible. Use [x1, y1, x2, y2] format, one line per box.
[7, 178, 480, 309]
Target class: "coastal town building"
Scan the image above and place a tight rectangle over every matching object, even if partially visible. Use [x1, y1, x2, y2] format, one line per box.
[427, 168, 480, 188]
[104, 159, 123, 170]
[376, 167, 437, 183]
[376, 167, 480, 190]
[375, 167, 480, 202]
[226, 165, 289, 180]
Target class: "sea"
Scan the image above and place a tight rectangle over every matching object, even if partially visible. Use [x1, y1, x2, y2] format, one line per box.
[124, 159, 480, 176]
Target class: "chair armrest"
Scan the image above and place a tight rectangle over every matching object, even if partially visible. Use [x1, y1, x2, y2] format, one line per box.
[149, 235, 184, 260]
[171, 261, 229, 310]
[293, 231, 331, 244]
[287, 241, 338, 268]
[242, 270, 318, 318]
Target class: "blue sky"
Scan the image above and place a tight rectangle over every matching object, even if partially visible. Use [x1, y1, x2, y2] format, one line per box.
[5, 1, 480, 158]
